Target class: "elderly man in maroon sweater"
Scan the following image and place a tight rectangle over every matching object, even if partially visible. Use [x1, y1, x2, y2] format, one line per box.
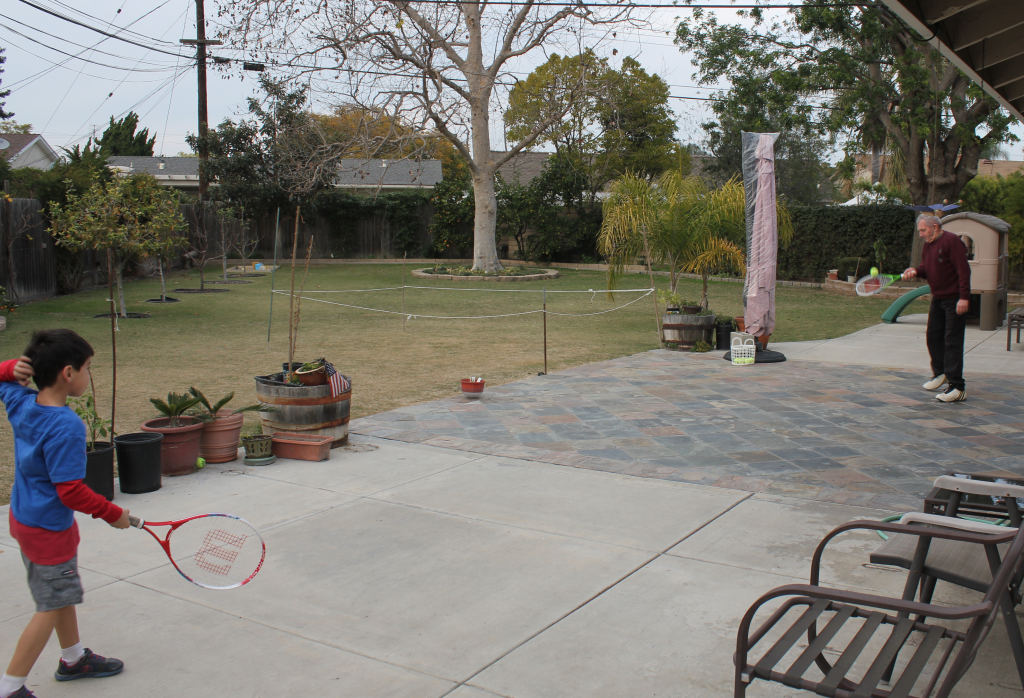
[901, 214, 971, 403]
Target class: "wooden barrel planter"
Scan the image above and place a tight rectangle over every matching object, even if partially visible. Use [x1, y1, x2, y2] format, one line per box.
[662, 313, 715, 348]
[254, 373, 352, 447]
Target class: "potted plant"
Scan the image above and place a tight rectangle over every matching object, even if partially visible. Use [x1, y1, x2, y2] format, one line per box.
[657, 289, 683, 314]
[294, 359, 327, 386]
[714, 315, 735, 350]
[69, 394, 115, 501]
[461, 377, 485, 399]
[188, 388, 268, 464]
[140, 392, 205, 476]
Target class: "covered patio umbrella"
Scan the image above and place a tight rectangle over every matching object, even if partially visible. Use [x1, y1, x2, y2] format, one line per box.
[742, 132, 779, 338]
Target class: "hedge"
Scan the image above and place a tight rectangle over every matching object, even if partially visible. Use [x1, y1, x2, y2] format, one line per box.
[777, 204, 915, 281]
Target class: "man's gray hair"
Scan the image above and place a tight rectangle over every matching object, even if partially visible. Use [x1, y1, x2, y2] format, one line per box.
[917, 213, 942, 228]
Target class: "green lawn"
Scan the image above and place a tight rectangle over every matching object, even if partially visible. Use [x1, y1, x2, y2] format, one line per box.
[0, 263, 928, 503]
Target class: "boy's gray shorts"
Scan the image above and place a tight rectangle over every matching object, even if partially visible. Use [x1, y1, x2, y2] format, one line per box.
[22, 553, 83, 612]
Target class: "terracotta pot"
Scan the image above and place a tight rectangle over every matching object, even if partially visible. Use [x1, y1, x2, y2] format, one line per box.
[757, 334, 770, 350]
[199, 410, 244, 463]
[681, 305, 702, 314]
[734, 316, 746, 333]
[271, 432, 333, 461]
[140, 417, 205, 476]
[461, 378, 485, 399]
[295, 365, 328, 386]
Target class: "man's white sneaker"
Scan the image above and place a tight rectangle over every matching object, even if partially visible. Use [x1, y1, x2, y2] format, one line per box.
[923, 374, 947, 391]
[936, 386, 966, 403]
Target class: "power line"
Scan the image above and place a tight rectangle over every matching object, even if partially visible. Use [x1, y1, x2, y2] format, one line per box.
[41, 0, 179, 46]
[0, 11, 179, 67]
[14, 0, 190, 59]
[0, 24, 179, 71]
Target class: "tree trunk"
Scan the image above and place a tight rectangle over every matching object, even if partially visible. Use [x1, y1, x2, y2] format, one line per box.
[221, 218, 229, 281]
[701, 273, 709, 309]
[158, 258, 167, 302]
[115, 263, 127, 318]
[287, 206, 300, 379]
[471, 169, 502, 272]
[199, 261, 206, 291]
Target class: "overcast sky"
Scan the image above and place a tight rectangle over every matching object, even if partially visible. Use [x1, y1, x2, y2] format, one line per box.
[1, 1, 1020, 162]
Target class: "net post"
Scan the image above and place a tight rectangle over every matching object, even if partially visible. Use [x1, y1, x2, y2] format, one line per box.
[402, 252, 407, 332]
[267, 207, 280, 346]
[543, 286, 548, 375]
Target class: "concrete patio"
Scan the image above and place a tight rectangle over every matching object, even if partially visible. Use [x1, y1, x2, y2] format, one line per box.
[0, 315, 1021, 697]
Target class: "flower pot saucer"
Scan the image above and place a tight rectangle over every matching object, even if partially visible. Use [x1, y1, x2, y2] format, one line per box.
[244, 454, 277, 466]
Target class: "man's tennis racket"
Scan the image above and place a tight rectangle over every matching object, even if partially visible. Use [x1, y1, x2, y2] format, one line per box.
[129, 514, 265, 590]
[855, 273, 901, 297]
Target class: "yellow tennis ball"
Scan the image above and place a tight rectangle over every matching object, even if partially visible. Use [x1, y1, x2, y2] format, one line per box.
[196, 457, 206, 469]
[870, 267, 879, 277]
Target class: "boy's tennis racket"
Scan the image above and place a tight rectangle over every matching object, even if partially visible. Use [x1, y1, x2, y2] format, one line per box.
[129, 513, 265, 590]
[855, 273, 901, 297]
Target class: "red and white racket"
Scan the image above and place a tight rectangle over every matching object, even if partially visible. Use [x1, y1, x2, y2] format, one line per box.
[129, 513, 265, 590]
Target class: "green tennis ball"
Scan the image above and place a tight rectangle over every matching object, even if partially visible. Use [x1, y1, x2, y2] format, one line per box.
[870, 267, 879, 277]
[196, 457, 206, 469]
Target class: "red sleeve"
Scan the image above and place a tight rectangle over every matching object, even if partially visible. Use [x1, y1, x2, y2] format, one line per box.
[951, 236, 971, 301]
[0, 359, 16, 382]
[56, 480, 124, 524]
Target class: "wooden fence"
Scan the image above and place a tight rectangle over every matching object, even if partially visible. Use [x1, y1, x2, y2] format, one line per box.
[0, 198, 441, 306]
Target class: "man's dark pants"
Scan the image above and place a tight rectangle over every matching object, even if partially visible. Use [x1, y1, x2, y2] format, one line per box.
[927, 297, 966, 390]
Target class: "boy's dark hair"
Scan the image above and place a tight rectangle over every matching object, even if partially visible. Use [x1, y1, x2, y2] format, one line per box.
[24, 329, 94, 389]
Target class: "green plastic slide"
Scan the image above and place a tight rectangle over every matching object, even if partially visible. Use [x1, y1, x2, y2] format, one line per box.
[881, 285, 930, 323]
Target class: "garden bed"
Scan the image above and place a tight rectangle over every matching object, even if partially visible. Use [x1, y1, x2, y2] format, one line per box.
[411, 267, 559, 282]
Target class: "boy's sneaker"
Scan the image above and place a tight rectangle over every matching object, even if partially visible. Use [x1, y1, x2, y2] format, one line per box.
[936, 386, 966, 403]
[923, 374, 947, 391]
[54, 648, 124, 681]
[7, 687, 38, 698]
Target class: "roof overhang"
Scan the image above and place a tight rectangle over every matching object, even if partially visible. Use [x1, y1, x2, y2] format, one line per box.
[878, 0, 1024, 121]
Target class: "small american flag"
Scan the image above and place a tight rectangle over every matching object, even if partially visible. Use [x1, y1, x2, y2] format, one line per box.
[322, 358, 350, 398]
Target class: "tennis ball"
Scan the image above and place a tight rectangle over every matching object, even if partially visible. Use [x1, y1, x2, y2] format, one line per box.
[196, 457, 206, 469]
[870, 267, 879, 277]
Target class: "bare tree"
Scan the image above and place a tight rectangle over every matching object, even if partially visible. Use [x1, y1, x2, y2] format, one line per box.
[218, 0, 638, 272]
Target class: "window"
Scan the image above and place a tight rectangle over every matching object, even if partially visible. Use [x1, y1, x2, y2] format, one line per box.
[959, 235, 975, 261]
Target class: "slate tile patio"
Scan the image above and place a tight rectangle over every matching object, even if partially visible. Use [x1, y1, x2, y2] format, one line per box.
[351, 350, 1024, 509]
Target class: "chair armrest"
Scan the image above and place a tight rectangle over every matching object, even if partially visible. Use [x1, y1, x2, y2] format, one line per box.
[808, 519, 1017, 585]
[761, 584, 992, 622]
[899, 512, 1017, 534]
[933, 475, 1024, 501]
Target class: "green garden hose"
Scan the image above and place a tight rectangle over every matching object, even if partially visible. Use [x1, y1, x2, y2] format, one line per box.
[875, 513, 1012, 541]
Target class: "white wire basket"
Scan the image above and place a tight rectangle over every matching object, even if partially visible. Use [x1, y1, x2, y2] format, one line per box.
[731, 341, 756, 366]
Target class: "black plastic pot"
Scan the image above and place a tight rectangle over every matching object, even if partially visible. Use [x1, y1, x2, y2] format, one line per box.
[114, 432, 163, 494]
[84, 442, 115, 501]
[716, 324, 734, 350]
[282, 362, 306, 372]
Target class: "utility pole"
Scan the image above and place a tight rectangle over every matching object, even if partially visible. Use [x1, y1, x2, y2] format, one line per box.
[180, 0, 222, 202]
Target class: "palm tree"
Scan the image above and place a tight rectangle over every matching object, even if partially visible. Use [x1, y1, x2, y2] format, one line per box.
[600, 171, 792, 310]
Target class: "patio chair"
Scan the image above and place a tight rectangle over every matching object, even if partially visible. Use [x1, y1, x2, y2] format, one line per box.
[734, 513, 1024, 697]
[869, 476, 1024, 685]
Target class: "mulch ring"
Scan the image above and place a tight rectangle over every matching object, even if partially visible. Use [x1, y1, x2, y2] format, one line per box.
[173, 288, 230, 293]
[93, 312, 151, 319]
[146, 297, 179, 303]
[205, 280, 253, 285]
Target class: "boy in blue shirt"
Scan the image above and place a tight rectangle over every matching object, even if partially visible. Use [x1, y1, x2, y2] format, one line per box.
[0, 330, 129, 698]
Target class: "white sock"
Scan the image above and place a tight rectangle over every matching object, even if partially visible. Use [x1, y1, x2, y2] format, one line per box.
[61, 641, 85, 665]
[0, 674, 27, 698]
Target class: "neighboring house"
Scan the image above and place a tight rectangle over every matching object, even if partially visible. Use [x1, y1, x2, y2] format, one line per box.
[106, 156, 443, 193]
[851, 153, 1024, 185]
[491, 150, 551, 185]
[106, 156, 200, 190]
[0, 133, 60, 170]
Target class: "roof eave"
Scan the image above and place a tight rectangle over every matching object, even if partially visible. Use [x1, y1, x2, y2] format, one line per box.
[878, 0, 1024, 122]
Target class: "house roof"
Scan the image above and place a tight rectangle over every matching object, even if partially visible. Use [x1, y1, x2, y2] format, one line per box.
[335, 159, 442, 188]
[878, 0, 1024, 122]
[0, 133, 59, 165]
[491, 151, 551, 184]
[106, 156, 442, 189]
